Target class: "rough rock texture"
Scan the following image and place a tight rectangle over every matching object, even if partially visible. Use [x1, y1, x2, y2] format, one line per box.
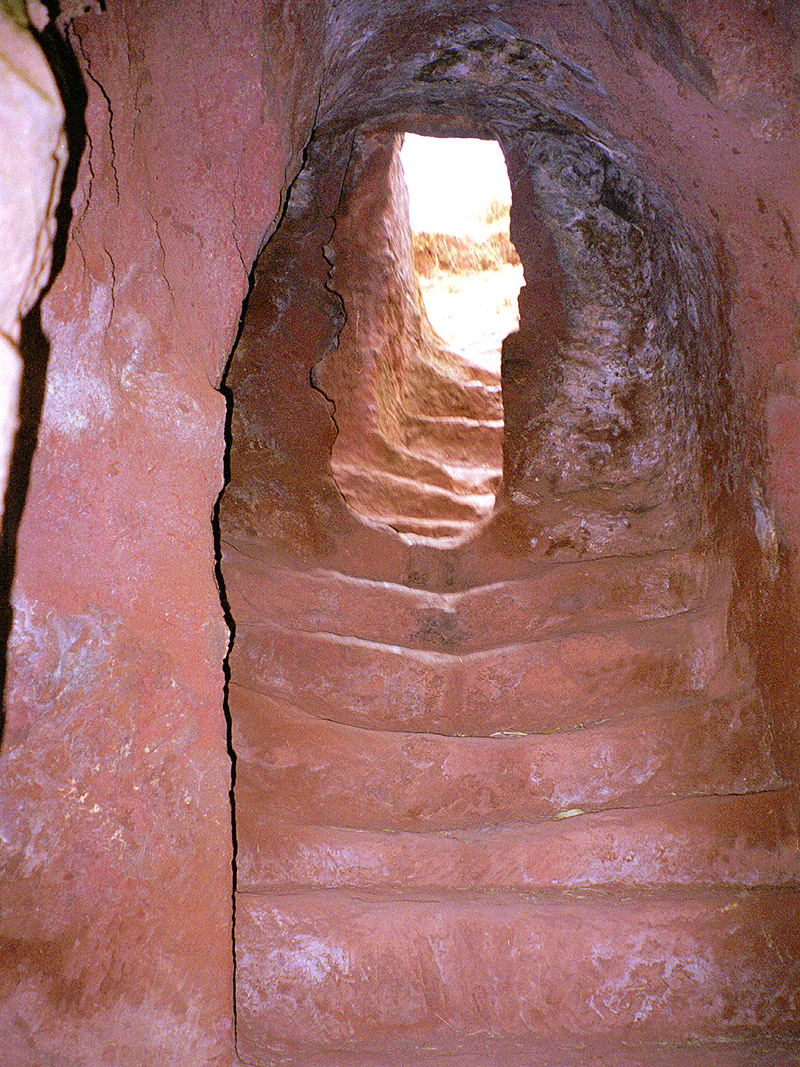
[3, 1, 800, 1066]
[227, 540, 796, 1063]
[0, 2, 324, 1065]
[222, 2, 800, 1065]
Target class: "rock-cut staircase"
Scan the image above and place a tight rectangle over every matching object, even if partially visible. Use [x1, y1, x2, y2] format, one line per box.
[331, 356, 504, 541]
[224, 539, 800, 1066]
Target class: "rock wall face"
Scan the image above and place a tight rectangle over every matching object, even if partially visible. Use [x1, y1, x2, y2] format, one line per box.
[3, 1, 800, 1065]
[0, 2, 324, 1064]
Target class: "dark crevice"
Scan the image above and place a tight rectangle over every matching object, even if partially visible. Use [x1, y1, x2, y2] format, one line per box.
[215, 299, 249, 1051]
[215, 235, 284, 1048]
[211, 379, 238, 1047]
[0, 17, 86, 740]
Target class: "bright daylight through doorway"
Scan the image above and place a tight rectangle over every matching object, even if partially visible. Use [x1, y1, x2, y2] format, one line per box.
[400, 134, 524, 377]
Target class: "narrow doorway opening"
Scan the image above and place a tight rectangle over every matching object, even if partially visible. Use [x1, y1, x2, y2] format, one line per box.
[402, 134, 523, 385]
[323, 132, 523, 542]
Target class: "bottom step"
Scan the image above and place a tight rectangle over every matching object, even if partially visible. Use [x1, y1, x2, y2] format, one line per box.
[235, 888, 800, 1063]
[232, 1033, 800, 1067]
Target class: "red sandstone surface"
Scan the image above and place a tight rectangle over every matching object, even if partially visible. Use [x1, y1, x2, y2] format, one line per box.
[2, 2, 800, 1066]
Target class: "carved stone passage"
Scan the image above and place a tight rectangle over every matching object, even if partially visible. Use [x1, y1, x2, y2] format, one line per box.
[221, 51, 800, 1061]
[227, 537, 794, 1060]
[319, 131, 510, 539]
[3, 3, 800, 1065]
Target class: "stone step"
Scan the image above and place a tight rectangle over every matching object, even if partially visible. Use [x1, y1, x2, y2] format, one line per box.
[335, 460, 501, 508]
[230, 600, 734, 736]
[232, 1031, 800, 1067]
[335, 432, 501, 496]
[405, 374, 503, 421]
[381, 514, 475, 539]
[404, 414, 504, 464]
[334, 465, 495, 522]
[230, 686, 781, 833]
[430, 352, 501, 390]
[224, 550, 720, 654]
[235, 886, 800, 1062]
[236, 790, 800, 893]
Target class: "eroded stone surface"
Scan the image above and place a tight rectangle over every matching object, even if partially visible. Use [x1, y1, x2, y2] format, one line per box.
[0, 1, 324, 1064]
[237, 888, 800, 1055]
[3, 1, 800, 1065]
[223, 4, 800, 1063]
[237, 792, 800, 893]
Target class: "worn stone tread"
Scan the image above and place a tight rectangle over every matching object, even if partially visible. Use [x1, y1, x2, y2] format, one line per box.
[406, 414, 506, 429]
[334, 465, 496, 521]
[231, 686, 781, 832]
[233, 1033, 800, 1067]
[236, 789, 800, 893]
[235, 886, 800, 1059]
[380, 514, 475, 538]
[230, 600, 734, 735]
[225, 550, 719, 652]
[340, 428, 501, 491]
[335, 458, 501, 498]
[403, 413, 504, 464]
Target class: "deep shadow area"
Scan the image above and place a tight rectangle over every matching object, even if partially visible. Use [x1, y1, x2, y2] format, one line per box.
[0, 17, 87, 733]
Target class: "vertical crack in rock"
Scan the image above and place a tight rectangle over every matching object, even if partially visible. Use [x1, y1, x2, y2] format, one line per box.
[72, 23, 118, 204]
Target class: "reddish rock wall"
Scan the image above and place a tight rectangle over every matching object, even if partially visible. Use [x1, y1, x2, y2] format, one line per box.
[3, 1, 800, 1065]
[0, 2, 324, 1064]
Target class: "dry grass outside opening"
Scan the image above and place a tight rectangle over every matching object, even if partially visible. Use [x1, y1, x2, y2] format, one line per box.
[412, 199, 521, 279]
[410, 199, 523, 371]
[412, 229, 521, 277]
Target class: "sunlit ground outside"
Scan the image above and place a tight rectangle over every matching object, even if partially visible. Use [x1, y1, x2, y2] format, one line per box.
[399, 134, 524, 374]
